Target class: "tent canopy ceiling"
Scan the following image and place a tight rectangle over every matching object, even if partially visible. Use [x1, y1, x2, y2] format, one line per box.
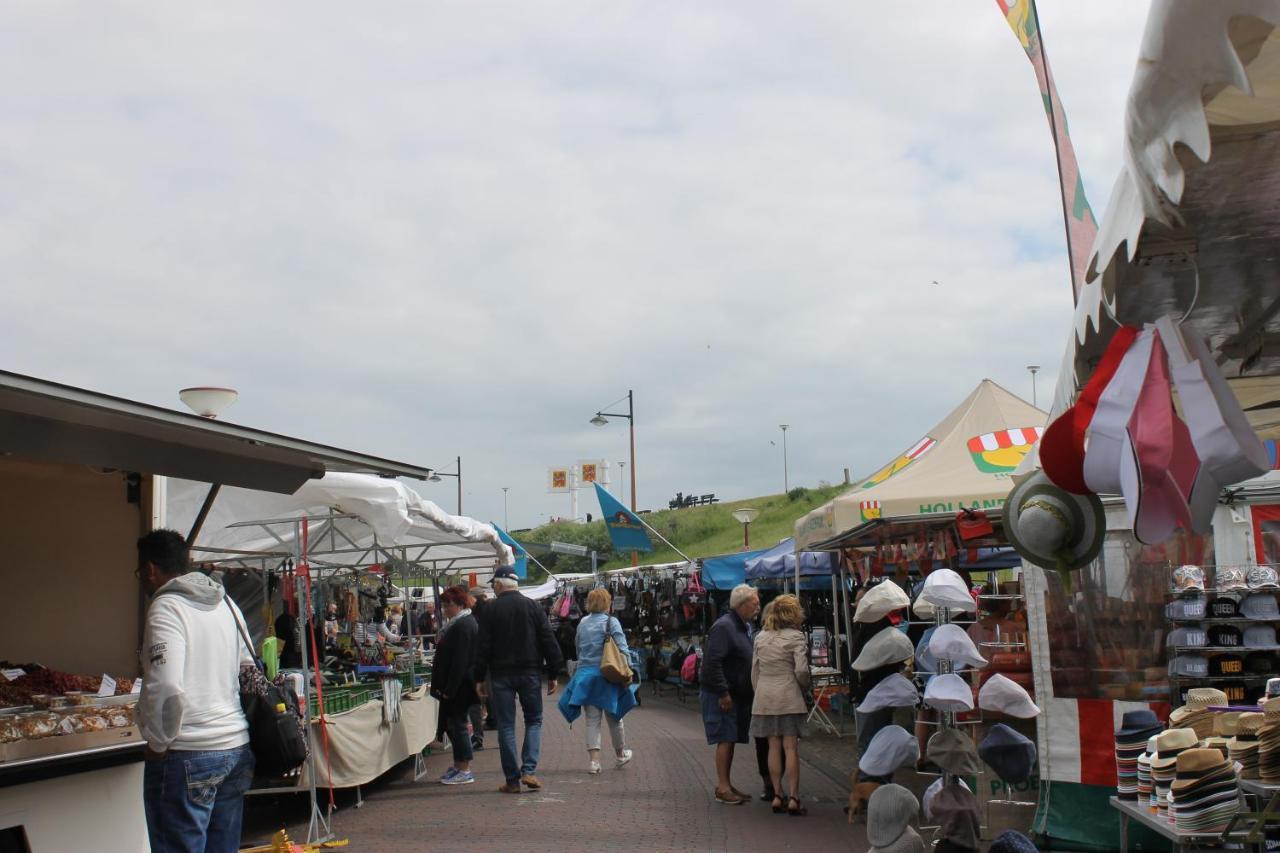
[701, 548, 768, 590]
[169, 472, 512, 573]
[743, 538, 838, 579]
[1070, 3, 1280, 421]
[795, 380, 1046, 550]
[0, 371, 432, 493]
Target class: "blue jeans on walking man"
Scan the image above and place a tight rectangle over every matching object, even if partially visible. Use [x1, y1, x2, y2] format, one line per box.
[144, 744, 255, 853]
[490, 673, 543, 784]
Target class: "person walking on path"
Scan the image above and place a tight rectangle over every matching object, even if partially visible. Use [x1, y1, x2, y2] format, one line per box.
[750, 594, 811, 817]
[700, 583, 761, 804]
[136, 529, 255, 853]
[557, 588, 637, 774]
[430, 585, 480, 786]
[475, 566, 564, 794]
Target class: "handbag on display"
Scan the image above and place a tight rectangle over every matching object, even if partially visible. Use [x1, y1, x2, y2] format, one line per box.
[226, 599, 309, 777]
[557, 592, 572, 619]
[599, 616, 634, 685]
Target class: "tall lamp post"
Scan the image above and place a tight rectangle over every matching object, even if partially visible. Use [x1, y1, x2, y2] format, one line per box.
[732, 508, 760, 551]
[779, 424, 790, 493]
[428, 455, 463, 515]
[502, 487, 509, 529]
[591, 390, 637, 565]
[1027, 365, 1041, 408]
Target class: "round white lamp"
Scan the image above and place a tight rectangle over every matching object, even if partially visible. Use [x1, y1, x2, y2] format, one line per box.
[179, 387, 239, 419]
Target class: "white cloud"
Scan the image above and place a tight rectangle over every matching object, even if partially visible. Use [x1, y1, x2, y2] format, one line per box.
[0, 1, 1151, 528]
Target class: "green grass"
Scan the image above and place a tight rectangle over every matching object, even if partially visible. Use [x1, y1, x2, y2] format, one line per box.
[512, 485, 846, 577]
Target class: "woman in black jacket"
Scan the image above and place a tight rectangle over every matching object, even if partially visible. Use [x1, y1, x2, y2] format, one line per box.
[431, 585, 480, 785]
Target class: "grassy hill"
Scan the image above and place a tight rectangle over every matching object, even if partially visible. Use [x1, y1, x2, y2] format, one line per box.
[512, 484, 846, 578]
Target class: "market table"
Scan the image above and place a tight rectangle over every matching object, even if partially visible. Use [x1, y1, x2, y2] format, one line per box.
[302, 684, 437, 789]
[1110, 795, 1261, 852]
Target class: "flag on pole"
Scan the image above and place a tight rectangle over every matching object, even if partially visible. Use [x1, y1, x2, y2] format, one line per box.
[996, 0, 1098, 304]
[492, 523, 529, 579]
[593, 482, 653, 554]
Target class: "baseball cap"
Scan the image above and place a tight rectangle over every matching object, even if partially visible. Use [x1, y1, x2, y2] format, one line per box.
[858, 673, 920, 714]
[1208, 596, 1240, 618]
[1247, 651, 1277, 674]
[1209, 655, 1244, 677]
[1172, 564, 1205, 593]
[978, 673, 1041, 718]
[1249, 565, 1280, 590]
[1168, 655, 1209, 677]
[978, 723, 1037, 783]
[1242, 593, 1280, 620]
[491, 566, 520, 582]
[1167, 625, 1207, 648]
[858, 725, 919, 778]
[920, 569, 976, 612]
[1208, 625, 1242, 648]
[1166, 598, 1207, 620]
[924, 673, 974, 712]
[1246, 625, 1279, 649]
[927, 727, 980, 776]
[928, 623, 988, 669]
[853, 626, 915, 672]
[1216, 566, 1249, 592]
[856, 581, 910, 623]
[1221, 680, 1248, 703]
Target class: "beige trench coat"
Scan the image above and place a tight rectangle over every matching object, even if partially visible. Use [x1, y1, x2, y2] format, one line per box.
[750, 628, 811, 716]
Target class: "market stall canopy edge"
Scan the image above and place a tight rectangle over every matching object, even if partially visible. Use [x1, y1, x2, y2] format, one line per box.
[0, 370, 432, 493]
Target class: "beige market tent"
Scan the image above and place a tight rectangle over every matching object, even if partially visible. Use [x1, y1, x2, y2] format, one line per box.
[794, 379, 1047, 550]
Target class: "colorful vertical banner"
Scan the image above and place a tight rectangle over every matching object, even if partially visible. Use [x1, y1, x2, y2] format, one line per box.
[547, 466, 570, 494]
[593, 483, 653, 553]
[492, 523, 529, 579]
[577, 460, 605, 486]
[995, 0, 1098, 304]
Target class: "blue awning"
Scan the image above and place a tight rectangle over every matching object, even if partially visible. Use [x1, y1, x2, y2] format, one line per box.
[701, 548, 769, 590]
[743, 538, 839, 580]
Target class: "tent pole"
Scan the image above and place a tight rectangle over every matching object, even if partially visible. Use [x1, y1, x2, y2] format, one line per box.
[831, 568, 841, 672]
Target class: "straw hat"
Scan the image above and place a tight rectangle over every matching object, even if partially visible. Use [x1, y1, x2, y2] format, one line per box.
[1150, 728, 1200, 771]
[1264, 697, 1280, 720]
[1169, 747, 1231, 794]
[1169, 688, 1229, 725]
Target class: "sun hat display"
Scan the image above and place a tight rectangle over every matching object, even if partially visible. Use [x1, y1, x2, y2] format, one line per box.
[1203, 711, 1241, 755]
[1166, 597, 1207, 620]
[927, 624, 988, 669]
[1216, 565, 1249, 592]
[920, 569, 976, 612]
[854, 625, 916, 672]
[922, 776, 970, 822]
[1229, 713, 1264, 779]
[1207, 624, 1242, 648]
[978, 723, 1037, 784]
[859, 725, 920, 778]
[869, 826, 926, 853]
[1169, 747, 1239, 832]
[1003, 471, 1105, 573]
[927, 727, 980, 776]
[1151, 728, 1200, 815]
[987, 830, 1040, 853]
[1137, 735, 1159, 805]
[1265, 697, 1280, 720]
[1116, 709, 1161, 737]
[857, 581, 911, 623]
[1115, 709, 1163, 800]
[1208, 596, 1240, 618]
[1249, 565, 1280, 590]
[924, 673, 974, 712]
[1172, 564, 1206, 592]
[930, 781, 981, 850]
[866, 783, 920, 849]
[859, 673, 921, 714]
[1245, 625, 1279, 649]
[1241, 592, 1280, 620]
[1167, 625, 1207, 648]
[978, 673, 1041, 718]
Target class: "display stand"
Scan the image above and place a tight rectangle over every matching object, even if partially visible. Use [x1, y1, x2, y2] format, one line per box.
[806, 667, 846, 736]
[1110, 795, 1262, 852]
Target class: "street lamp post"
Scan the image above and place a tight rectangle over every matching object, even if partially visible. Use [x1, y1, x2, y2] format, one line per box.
[502, 487, 509, 529]
[732, 508, 760, 550]
[428, 455, 463, 515]
[617, 461, 627, 505]
[1027, 365, 1041, 408]
[591, 390, 637, 565]
[779, 424, 790, 494]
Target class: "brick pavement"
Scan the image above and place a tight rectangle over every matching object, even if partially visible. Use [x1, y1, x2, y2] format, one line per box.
[243, 693, 870, 852]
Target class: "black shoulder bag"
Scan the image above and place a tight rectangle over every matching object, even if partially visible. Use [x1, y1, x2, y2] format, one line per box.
[226, 598, 309, 777]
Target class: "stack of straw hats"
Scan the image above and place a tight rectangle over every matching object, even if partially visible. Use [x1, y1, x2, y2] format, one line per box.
[1258, 698, 1280, 784]
[1228, 712, 1264, 780]
[1168, 748, 1240, 833]
[1202, 711, 1241, 758]
[1137, 735, 1159, 806]
[1150, 729, 1199, 818]
[1168, 688, 1229, 740]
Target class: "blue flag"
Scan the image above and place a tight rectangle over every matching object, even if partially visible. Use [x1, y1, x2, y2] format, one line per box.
[594, 483, 653, 553]
[492, 523, 529, 579]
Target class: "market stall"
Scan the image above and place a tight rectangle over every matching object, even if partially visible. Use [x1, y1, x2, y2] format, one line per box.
[0, 370, 434, 851]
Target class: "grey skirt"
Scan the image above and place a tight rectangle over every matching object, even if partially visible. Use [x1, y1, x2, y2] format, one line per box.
[749, 712, 808, 738]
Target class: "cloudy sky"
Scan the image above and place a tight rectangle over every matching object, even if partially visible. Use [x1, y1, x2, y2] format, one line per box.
[1, 2, 1153, 529]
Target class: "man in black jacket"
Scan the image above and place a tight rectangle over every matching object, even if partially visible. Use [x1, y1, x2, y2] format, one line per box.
[475, 567, 564, 793]
[700, 583, 760, 805]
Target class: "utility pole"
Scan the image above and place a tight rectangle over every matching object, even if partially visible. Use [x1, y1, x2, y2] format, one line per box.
[779, 424, 790, 493]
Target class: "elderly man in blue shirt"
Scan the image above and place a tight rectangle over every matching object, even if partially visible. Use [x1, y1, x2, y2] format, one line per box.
[700, 583, 761, 804]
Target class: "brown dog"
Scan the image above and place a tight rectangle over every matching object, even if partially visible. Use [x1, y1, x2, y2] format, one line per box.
[846, 767, 880, 824]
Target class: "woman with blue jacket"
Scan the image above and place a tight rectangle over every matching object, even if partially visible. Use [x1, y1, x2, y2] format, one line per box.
[558, 587, 637, 774]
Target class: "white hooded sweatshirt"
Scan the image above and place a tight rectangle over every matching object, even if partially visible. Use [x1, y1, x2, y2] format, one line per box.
[137, 572, 252, 752]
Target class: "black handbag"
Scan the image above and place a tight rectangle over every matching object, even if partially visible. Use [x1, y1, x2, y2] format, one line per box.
[226, 599, 309, 777]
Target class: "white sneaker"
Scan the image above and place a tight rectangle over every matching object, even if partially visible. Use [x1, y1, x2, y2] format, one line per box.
[615, 749, 633, 767]
[588, 761, 602, 775]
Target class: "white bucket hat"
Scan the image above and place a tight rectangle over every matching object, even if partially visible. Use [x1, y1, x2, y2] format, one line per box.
[856, 581, 910, 623]
[858, 725, 920, 777]
[977, 673, 1041, 718]
[928, 623, 988, 669]
[921, 569, 976, 612]
[924, 673, 974, 712]
[858, 673, 921, 714]
[853, 626, 915, 672]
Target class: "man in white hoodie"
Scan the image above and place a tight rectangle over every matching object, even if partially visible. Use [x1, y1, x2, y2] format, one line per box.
[137, 529, 254, 853]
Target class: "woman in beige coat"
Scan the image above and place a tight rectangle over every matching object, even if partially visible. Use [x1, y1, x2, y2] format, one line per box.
[750, 594, 811, 816]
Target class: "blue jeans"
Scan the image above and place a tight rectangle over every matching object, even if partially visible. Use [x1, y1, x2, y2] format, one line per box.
[144, 745, 255, 853]
[491, 673, 543, 784]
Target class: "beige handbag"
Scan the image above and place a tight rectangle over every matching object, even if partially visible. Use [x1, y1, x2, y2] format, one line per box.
[599, 616, 634, 685]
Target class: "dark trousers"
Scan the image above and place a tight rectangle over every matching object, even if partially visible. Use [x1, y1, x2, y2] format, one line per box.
[467, 703, 483, 743]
